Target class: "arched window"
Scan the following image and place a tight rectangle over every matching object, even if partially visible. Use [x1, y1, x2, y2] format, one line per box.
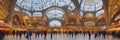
[47, 9, 64, 19]
[33, 12, 42, 17]
[16, 0, 73, 11]
[49, 20, 61, 27]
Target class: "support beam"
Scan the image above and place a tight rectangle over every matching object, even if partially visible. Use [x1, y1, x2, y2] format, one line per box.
[71, 0, 80, 10]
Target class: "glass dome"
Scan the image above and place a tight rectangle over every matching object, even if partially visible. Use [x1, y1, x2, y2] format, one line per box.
[15, 0, 75, 17]
[16, 0, 74, 11]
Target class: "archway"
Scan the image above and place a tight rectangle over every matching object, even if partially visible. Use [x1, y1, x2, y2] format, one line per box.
[84, 21, 95, 27]
[112, 13, 120, 26]
[12, 14, 22, 26]
[49, 20, 61, 27]
[46, 7, 65, 19]
[67, 13, 76, 25]
[96, 14, 106, 26]
[84, 13, 95, 19]
[112, 11, 120, 22]
[111, 9, 120, 22]
[45, 7, 65, 27]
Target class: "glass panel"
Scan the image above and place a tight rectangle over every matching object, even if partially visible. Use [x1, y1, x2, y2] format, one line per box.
[15, 0, 74, 18]
[80, 11, 84, 17]
[47, 9, 64, 19]
[14, 6, 20, 11]
[49, 20, 61, 27]
[81, 0, 103, 11]
[33, 12, 42, 17]
[16, 0, 73, 11]
[68, 2, 75, 11]
[96, 10, 104, 17]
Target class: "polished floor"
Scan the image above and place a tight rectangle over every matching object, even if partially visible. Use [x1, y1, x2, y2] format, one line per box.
[3, 33, 120, 40]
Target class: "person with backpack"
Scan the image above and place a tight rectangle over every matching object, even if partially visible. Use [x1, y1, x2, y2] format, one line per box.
[26, 30, 32, 40]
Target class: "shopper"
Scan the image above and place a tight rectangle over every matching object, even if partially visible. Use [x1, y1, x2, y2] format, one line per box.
[43, 30, 47, 39]
[88, 31, 91, 39]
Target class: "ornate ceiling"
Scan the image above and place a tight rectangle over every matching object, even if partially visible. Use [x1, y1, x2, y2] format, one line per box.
[15, 0, 104, 19]
[16, 0, 75, 11]
[0, 0, 120, 26]
[0, 0, 16, 21]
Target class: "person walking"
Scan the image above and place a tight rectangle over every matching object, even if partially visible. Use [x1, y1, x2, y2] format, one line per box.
[88, 31, 91, 39]
[43, 30, 47, 39]
[26, 31, 32, 40]
[19, 31, 22, 39]
[0, 30, 5, 40]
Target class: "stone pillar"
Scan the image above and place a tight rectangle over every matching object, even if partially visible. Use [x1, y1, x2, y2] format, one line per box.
[42, 11, 48, 27]
[30, 12, 34, 27]
[103, 0, 109, 27]
[6, 0, 17, 25]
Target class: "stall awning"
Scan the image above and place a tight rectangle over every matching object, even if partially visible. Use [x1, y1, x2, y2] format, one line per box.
[0, 23, 11, 30]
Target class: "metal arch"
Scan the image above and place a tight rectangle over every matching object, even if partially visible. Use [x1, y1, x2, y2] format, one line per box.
[48, 18, 62, 26]
[12, 12, 22, 19]
[16, 4, 31, 12]
[12, 12, 23, 22]
[16, 3, 69, 14]
[45, 7, 65, 14]
[84, 21, 95, 27]
[44, 6, 65, 19]
[32, 6, 67, 12]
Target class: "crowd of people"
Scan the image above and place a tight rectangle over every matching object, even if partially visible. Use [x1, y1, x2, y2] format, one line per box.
[0, 30, 120, 40]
